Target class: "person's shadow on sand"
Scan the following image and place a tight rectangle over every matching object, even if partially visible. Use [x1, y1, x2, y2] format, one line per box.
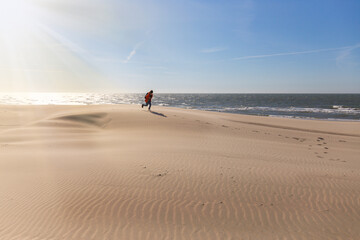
[150, 110, 167, 118]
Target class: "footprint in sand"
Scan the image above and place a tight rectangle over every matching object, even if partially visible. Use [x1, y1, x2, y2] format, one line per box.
[156, 172, 168, 177]
[329, 158, 346, 163]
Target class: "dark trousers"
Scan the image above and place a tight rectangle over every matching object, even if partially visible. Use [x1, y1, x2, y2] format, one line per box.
[142, 101, 151, 110]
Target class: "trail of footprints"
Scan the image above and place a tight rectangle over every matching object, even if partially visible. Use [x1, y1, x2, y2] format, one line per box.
[308, 137, 346, 163]
[178, 115, 348, 163]
[238, 123, 348, 164]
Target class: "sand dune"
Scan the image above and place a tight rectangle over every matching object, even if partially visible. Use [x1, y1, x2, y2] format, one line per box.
[0, 105, 359, 239]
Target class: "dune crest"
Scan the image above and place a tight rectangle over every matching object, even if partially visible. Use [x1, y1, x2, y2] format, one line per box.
[53, 112, 109, 127]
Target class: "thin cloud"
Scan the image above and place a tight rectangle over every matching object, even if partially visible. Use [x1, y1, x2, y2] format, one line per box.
[233, 45, 359, 60]
[124, 41, 145, 63]
[201, 47, 227, 53]
[125, 49, 136, 63]
[336, 43, 360, 66]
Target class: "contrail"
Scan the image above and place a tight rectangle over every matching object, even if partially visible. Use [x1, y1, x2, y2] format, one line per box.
[233, 44, 360, 60]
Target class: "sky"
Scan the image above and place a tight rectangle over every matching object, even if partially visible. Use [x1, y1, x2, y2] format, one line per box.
[0, 0, 359, 93]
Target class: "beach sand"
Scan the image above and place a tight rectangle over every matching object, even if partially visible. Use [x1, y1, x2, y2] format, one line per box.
[0, 104, 359, 240]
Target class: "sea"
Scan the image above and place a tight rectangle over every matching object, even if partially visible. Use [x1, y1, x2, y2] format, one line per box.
[0, 93, 359, 121]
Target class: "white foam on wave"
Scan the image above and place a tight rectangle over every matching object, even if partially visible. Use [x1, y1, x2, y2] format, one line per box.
[268, 115, 360, 122]
[213, 106, 360, 115]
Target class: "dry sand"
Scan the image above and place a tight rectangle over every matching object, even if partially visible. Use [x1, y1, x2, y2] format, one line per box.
[0, 104, 359, 240]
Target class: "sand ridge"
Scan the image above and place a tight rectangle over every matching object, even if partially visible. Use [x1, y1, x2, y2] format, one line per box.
[0, 105, 359, 239]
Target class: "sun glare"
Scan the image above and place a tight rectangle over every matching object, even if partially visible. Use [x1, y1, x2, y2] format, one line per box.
[0, 0, 103, 92]
[0, 0, 38, 33]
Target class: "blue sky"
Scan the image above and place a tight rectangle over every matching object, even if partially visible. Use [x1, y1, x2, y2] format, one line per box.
[0, 0, 359, 92]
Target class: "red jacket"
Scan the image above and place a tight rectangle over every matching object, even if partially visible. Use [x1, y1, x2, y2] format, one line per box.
[145, 92, 153, 103]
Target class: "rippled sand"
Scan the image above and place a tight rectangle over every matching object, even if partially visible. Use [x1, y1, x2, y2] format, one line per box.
[0, 105, 359, 239]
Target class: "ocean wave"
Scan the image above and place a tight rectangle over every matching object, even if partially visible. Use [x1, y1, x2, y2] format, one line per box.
[268, 115, 360, 122]
[332, 105, 359, 110]
[211, 106, 360, 115]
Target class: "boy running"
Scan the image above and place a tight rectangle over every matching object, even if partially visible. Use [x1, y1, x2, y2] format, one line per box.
[141, 90, 153, 110]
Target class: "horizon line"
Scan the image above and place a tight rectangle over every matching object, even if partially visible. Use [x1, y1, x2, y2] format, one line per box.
[1, 92, 359, 94]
